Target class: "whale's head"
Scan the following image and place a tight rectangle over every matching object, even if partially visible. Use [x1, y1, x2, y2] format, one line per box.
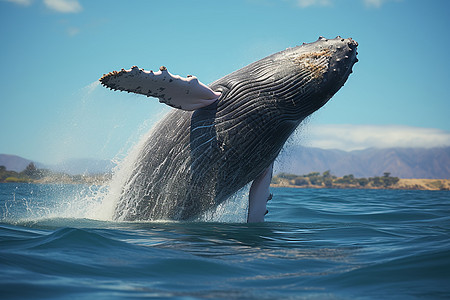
[272, 36, 358, 120]
[212, 36, 358, 126]
[207, 37, 358, 178]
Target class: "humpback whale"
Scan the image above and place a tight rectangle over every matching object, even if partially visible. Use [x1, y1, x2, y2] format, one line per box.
[100, 36, 358, 222]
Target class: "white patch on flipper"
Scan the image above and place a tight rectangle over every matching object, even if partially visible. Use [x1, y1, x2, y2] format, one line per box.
[247, 162, 274, 223]
[100, 66, 221, 111]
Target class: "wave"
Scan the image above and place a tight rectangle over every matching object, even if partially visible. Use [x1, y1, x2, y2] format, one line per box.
[1, 186, 449, 299]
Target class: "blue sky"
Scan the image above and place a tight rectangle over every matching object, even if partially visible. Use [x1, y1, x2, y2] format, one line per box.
[1, 0, 449, 164]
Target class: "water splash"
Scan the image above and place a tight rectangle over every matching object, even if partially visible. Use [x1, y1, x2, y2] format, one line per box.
[2, 164, 251, 224]
[100, 122, 162, 221]
[2, 80, 253, 224]
[82, 80, 100, 95]
[1, 183, 109, 223]
[101, 114, 251, 223]
[199, 184, 250, 223]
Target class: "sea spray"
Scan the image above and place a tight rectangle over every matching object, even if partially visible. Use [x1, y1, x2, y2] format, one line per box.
[1, 183, 105, 222]
[199, 183, 250, 222]
[47, 80, 170, 221]
[102, 111, 251, 222]
[102, 112, 253, 223]
[2, 128, 252, 224]
[67, 112, 167, 221]
[273, 119, 310, 174]
[2, 79, 254, 223]
[101, 121, 163, 221]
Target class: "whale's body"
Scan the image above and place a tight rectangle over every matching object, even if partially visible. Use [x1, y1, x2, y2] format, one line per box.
[101, 37, 358, 222]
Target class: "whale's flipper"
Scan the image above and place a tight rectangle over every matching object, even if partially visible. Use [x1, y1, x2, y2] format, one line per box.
[247, 162, 274, 223]
[100, 66, 221, 111]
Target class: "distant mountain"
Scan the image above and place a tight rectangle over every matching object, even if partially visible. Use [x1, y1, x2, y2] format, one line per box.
[0, 154, 115, 175]
[276, 146, 450, 179]
[0, 154, 37, 172]
[2, 147, 449, 178]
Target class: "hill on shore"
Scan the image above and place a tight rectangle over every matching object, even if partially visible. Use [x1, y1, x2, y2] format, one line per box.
[276, 146, 450, 179]
[0, 154, 37, 172]
[0, 154, 115, 175]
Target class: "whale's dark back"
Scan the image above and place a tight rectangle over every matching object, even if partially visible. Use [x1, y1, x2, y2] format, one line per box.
[114, 37, 358, 221]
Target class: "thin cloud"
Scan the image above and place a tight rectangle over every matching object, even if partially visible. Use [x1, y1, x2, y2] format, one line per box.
[301, 124, 450, 151]
[295, 0, 332, 8]
[363, 0, 392, 8]
[66, 26, 80, 36]
[292, 0, 399, 8]
[4, 0, 33, 6]
[43, 0, 82, 13]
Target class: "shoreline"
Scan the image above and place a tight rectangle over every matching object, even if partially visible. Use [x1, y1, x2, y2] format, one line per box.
[1, 177, 448, 191]
[271, 178, 450, 191]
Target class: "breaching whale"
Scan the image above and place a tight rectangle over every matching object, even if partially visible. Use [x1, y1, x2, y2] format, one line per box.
[100, 36, 358, 222]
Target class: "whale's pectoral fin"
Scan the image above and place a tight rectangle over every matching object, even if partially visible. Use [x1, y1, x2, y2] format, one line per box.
[247, 162, 274, 223]
[100, 66, 221, 111]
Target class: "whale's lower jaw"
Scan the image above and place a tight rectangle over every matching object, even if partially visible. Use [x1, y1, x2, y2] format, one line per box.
[112, 37, 358, 221]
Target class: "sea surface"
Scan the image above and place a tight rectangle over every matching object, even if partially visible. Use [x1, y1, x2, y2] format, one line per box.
[0, 183, 449, 299]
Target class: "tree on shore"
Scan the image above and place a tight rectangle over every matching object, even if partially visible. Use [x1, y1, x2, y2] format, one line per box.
[23, 163, 38, 177]
[272, 171, 400, 189]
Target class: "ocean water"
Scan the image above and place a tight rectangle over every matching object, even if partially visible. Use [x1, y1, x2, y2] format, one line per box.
[0, 183, 449, 299]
